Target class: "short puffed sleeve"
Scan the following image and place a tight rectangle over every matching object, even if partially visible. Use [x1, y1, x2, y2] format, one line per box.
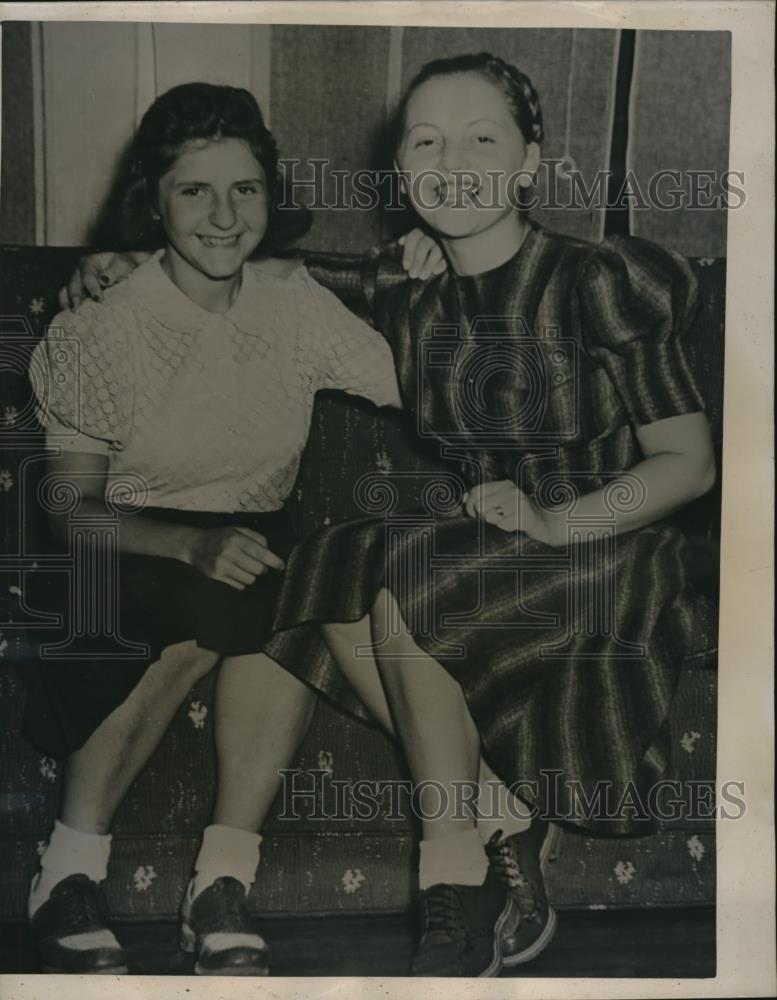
[30, 300, 134, 456]
[577, 236, 706, 428]
[297, 266, 401, 408]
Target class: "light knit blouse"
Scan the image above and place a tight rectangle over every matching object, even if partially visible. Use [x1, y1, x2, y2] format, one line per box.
[32, 250, 400, 512]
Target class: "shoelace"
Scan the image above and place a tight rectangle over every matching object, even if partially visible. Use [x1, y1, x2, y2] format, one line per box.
[487, 832, 541, 922]
[49, 878, 107, 933]
[419, 885, 471, 944]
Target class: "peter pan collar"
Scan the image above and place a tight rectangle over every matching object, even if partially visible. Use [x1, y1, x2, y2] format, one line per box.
[129, 249, 267, 335]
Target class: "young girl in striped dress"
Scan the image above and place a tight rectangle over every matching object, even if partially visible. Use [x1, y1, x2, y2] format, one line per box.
[266, 52, 716, 977]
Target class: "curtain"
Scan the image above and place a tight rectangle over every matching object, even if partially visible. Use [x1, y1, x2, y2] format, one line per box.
[627, 30, 731, 258]
[1, 22, 730, 258]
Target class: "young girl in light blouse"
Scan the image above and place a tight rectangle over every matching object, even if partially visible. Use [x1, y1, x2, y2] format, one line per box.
[26, 81, 441, 978]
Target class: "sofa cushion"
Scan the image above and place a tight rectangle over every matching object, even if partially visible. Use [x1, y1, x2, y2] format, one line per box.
[0, 243, 722, 920]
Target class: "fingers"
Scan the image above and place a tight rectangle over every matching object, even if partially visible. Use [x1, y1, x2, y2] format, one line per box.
[228, 545, 284, 577]
[234, 527, 267, 546]
[463, 481, 520, 518]
[481, 508, 514, 531]
[218, 568, 254, 590]
[463, 482, 497, 517]
[234, 527, 286, 571]
[403, 229, 448, 281]
[81, 259, 109, 302]
[100, 255, 135, 289]
[416, 242, 447, 281]
[196, 527, 287, 589]
[254, 547, 286, 572]
[62, 252, 108, 310]
[399, 229, 422, 277]
[462, 481, 541, 536]
[399, 228, 441, 280]
[64, 252, 136, 311]
[64, 270, 84, 311]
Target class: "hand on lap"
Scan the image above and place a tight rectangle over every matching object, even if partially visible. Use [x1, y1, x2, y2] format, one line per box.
[184, 526, 286, 590]
[463, 480, 560, 545]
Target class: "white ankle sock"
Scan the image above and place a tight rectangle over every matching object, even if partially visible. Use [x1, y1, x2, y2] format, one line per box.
[418, 829, 488, 890]
[28, 820, 112, 918]
[191, 824, 262, 898]
[476, 778, 533, 843]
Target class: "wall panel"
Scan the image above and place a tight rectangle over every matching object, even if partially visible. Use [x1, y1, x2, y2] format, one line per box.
[1, 23, 731, 257]
[628, 31, 731, 258]
[153, 23, 252, 94]
[40, 22, 138, 245]
[0, 23, 36, 244]
[249, 25, 273, 126]
[271, 25, 392, 253]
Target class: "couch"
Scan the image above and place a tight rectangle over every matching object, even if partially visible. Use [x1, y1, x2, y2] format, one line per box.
[0, 243, 723, 920]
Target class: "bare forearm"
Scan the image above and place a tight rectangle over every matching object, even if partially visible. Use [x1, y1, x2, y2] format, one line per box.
[49, 497, 197, 564]
[542, 451, 716, 546]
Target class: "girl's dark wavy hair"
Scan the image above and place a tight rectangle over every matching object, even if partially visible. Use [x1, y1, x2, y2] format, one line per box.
[116, 82, 311, 251]
[392, 52, 544, 151]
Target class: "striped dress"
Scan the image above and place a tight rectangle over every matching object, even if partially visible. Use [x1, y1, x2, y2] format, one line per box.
[264, 220, 713, 835]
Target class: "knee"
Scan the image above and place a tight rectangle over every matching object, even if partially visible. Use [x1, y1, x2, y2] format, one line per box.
[321, 620, 366, 671]
[370, 590, 417, 671]
[262, 669, 316, 732]
[321, 620, 351, 644]
[223, 653, 316, 712]
[374, 639, 424, 701]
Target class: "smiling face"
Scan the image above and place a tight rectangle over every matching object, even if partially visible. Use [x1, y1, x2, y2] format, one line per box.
[156, 137, 268, 290]
[396, 72, 539, 242]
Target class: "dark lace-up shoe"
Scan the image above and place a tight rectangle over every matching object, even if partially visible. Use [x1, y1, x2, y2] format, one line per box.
[411, 865, 517, 977]
[30, 873, 128, 974]
[485, 823, 557, 967]
[180, 876, 269, 976]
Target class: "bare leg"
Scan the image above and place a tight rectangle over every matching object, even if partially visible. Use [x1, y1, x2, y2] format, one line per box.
[181, 653, 317, 977]
[212, 652, 316, 831]
[370, 588, 480, 839]
[322, 616, 394, 732]
[30, 640, 219, 972]
[62, 641, 219, 834]
[321, 616, 525, 830]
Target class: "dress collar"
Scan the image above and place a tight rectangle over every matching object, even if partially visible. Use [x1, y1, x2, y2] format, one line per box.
[450, 218, 544, 283]
[129, 249, 265, 334]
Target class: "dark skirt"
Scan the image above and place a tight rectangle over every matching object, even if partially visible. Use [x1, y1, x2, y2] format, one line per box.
[266, 510, 709, 835]
[23, 507, 296, 759]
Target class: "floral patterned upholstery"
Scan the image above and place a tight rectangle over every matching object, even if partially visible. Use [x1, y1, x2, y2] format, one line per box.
[0, 244, 721, 916]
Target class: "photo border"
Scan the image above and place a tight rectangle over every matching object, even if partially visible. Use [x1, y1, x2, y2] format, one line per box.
[0, 2, 773, 998]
